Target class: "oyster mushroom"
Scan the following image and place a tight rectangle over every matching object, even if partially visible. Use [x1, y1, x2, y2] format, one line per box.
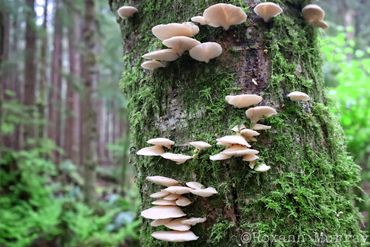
[117, 6, 138, 18]
[203, 3, 247, 30]
[189, 42, 222, 63]
[151, 231, 199, 242]
[225, 94, 263, 108]
[246, 106, 277, 124]
[254, 2, 283, 22]
[287, 91, 310, 102]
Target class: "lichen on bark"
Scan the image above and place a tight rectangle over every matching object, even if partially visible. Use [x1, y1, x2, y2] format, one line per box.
[110, 0, 365, 246]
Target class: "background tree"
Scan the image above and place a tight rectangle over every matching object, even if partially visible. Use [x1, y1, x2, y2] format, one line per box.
[110, 0, 364, 246]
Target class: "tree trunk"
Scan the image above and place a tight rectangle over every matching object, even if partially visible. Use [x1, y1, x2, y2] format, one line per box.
[48, 0, 63, 162]
[110, 0, 364, 246]
[81, 0, 98, 206]
[23, 0, 37, 143]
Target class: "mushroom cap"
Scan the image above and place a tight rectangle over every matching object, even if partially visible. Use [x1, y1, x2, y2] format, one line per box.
[191, 16, 208, 25]
[225, 94, 263, 108]
[151, 218, 172, 227]
[141, 206, 186, 220]
[242, 154, 259, 162]
[253, 2, 283, 22]
[210, 153, 232, 161]
[254, 163, 271, 172]
[188, 141, 212, 150]
[240, 129, 260, 140]
[162, 36, 201, 55]
[216, 135, 251, 147]
[152, 199, 177, 206]
[180, 217, 207, 226]
[185, 181, 204, 190]
[287, 91, 310, 102]
[252, 124, 271, 130]
[165, 186, 192, 195]
[189, 42, 223, 63]
[141, 60, 165, 71]
[163, 193, 181, 201]
[117, 6, 138, 18]
[176, 196, 192, 207]
[137, 146, 165, 156]
[314, 20, 329, 29]
[152, 22, 199, 40]
[146, 176, 179, 187]
[164, 218, 192, 231]
[203, 3, 247, 30]
[147, 137, 175, 148]
[231, 124, 247, 133]
[142, 49, 179, 62]
[161, 153, 193, 164]
[151, 231, 199, 242]
[150, 190, 170, 198]
[302, 4, 325, 23]
[245, 106, 277, 124]
[190, 187, 218, 197]
[221, 145, 259, 157]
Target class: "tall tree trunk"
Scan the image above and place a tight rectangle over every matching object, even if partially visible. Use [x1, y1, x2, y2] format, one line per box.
[23, 0, 37, 143]
[38, 0, 48, 139]
[65, 2, 81, 165]
[48, 0, 63, 162]
[81, 0, 98, 206]
[110, 0, 364, 246]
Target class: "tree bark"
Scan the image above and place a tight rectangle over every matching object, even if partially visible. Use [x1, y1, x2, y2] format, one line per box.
[81, 0, 98, 206]
[110, 0, 364, 246]
[23, 0, 37, 143]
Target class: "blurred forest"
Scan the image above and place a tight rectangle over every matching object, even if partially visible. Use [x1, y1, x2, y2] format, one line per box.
[0, 0, 369, 246]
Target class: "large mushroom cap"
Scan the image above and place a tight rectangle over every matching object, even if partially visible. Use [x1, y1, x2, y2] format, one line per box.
[152, 231, 199, 242]
[191, 16, 208, 25]
[221, 145, 259, 157]
[225, 94, 262, 108]
[302, 4, 325, 23]
[246, 106, 277, 124]
[162, 36, 200, 55]
[181, 217, 207, 226]
[287, 91, 310, 102]
[147, 137, 175, 149]
[152, 22, 199, 41]
[190, 187, 218, 197]
[146, 176, 179, 187]
[210, 153, 232, 161]
[142, 49, 179, 62]
[161, 153, 193, 164]
[141, 60, 165, 71]
[117, 6, 138, 18]
[136, 146, 165, 156]
[189, 42, 223, 63]
[203, 3, 247, 30]
[216, 135, 251, 147]
[141, 206, 186, 220]
[253, 2, 283, 22]
[165, 186, 192, 195]
[188, 141, 212, 150]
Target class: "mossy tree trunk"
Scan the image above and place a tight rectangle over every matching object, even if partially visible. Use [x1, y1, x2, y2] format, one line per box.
[110, 0, 364, 246]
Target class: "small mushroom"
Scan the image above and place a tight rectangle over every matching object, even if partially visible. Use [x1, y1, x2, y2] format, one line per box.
[162, 36, 201, 55]
[216, 135, 251, 147]
[165, 186, 192, 195]
[191, 16, 207, 25]
[176, 196, 192, 207]
[146, 176, 179, 187]
[147, 137, 175, 149]
[150, 190, 170, 198]
[163, 193, 181, 201]
[242, 154, 259, 162]
[180, 217, 207, 226]
[137, 146, 165, 156]
[253, 2, 283, 22]
[302, 4, 328, 29]
[188, 141, 212, 150]
[117, 6, 138, 19]
[164, 218, 192, 231]
[152, 199, 177, 206]
[240, 129, 260, 141]
[203, 3, 247, 30]
[152, 22, 199, 40]
[189, 42, 223, 63]
[254, 163, 271, 172]
[151, 230, 199, 242]
[252, 123, 271, 130]
[190, 187, 218, 197]
[141, 60, 165, 71]
[221, 145, 259, 157]
[151, 218, 172, 227]
[225, 94, 263, 108]
[210, 153, 232, 161]
[186, 181, 204, 190]
[246, 106, 277, 124]
[287, 91, 310, 102]
[161, 153, 193, 164]
[141, 206, 186, 220]
[142, 49, 179, 62]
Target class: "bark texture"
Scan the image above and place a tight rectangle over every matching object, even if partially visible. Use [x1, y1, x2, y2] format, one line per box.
[110, 0, 364, 246]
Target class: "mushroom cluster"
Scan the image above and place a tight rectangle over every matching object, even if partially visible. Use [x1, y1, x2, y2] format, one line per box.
[137, 137, 193, 164]
[302, 4, 328, 29]
[210, 94, 277, 172]
[142, 175, 218, 242]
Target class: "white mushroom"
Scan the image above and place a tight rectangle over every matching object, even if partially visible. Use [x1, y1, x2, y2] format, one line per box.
[117, 6, 138, 18]
[164, 218, 191, 231]
[221, 145, 259, 157]
[287, 91, 310, 102]
[191, 16, 208, 25]
[141, 60, 165, 71]
[162, 36, 200, 55]
[302, 4, 328, 29]
[253, 2, 283, 22]
[189, 42, 223, 63]
[254, 163, 271, 172]
[252, 123, 271, 130]
[242, 154, 259, 162]
[203, 3, 247, 30]
[240, 128, 260, 141]
[151, 231, 199, 242]
[180, 217, 207, 226]
[141, 206, 186, 220]
[216, 135, 251, 147]
[152, 199, 177, 206]
[151, 218, 172, 227]
[190, 187, 218, 197]
[150, 190, 170, 199]
[161, 153, 193, 164]
[188, 141, 212, 150]
[175, 196, 192, 207]
[225, 94, 262, 108]
[137, 146, 165, 156]
[152, 22, 199, 40]
[146, 176, 179, 187]
[147, 137, 175, 149]
[163, 193, 181, 201]
[210, 153, 232, 161]
[185, 181, 204, 190]
[142, 49, 179, 62]
[165, 186, 192, 195]
[246, 106, 277, 124]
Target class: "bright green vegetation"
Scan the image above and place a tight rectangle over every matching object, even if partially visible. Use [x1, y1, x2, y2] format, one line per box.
[112, 0, 365, 246]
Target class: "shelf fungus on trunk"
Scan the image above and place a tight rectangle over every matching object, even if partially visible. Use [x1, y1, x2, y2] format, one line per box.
[253, 2, 283, 22]
[189, 42, 223, 63]
[287, 91, 311, 102]
[117, 6, 138, 19]
[225, 94, 263, 108]
[302, 4, 329, 29]
[202, 3, 247, 30]
[151, 22, 200, 41]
